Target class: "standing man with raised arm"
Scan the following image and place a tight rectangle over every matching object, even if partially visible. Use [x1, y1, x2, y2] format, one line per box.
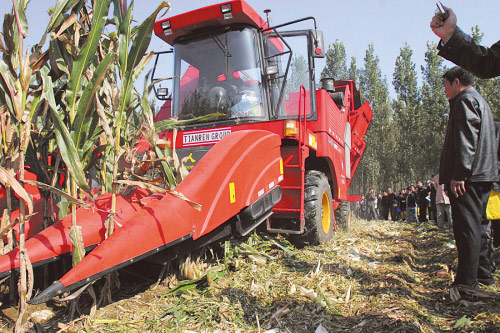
[439, 66, 498, 300]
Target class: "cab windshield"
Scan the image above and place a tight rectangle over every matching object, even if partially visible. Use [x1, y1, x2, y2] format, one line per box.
[172, 28, 266, 121]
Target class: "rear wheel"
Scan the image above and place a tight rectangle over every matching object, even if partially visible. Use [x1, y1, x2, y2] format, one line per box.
[334, 200, 351, 232]
[291, 170, 333, 247]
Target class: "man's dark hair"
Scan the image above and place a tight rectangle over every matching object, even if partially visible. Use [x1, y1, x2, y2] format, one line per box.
[443, 66, 474, 86]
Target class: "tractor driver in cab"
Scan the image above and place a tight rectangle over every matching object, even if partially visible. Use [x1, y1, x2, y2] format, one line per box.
[214, 71, 263, 118]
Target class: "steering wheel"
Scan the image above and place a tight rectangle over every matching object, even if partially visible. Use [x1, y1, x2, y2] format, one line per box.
[209, 80, 244, 107]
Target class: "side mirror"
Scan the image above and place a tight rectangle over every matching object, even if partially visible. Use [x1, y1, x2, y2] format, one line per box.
[151, 50, 173, 101]
[155, 87, 170, 101]
[311, 30, 325, 58]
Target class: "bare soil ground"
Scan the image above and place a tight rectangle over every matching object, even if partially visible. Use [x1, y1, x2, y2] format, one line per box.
[2, 218, 500, 332]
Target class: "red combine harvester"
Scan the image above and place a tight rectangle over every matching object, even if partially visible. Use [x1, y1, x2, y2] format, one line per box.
[0, 0, 372, 304]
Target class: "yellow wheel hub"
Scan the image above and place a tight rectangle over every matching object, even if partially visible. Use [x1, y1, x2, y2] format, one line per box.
[321, 191, 331, 234]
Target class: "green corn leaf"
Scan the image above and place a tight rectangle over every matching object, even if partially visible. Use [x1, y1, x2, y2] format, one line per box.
[66, 0, 111, 123]
[127, 2, 169, 74]
[206, 265, 227, 286]
[39, 68, 57, 110]
[165, 276, 207, 296]
[118, 2, 169, 115]
[0, 59, 19, 118]
[81, 122, 102, 165]
[268, 238, 298, 255]
[2, 13, 18, 71]
[0, 61, 15, 116]
[28, 91, 42, 122]
[138, 73, 176, 188]
[454, 315, 470, 328]
[114, 0, 134, 72]
[154, 145, 176, 188]
[72, 53, 114, 153]
[132, 50, 154, 83]
[41, 67, 91, 194]
[154, 114, 225, 132]
[51, 107, 91, 195]
[49, 38, 70, 77]
[12, 0, 28, 38]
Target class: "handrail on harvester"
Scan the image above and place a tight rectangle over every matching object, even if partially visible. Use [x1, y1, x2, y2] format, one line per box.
[298, 85, 307, 231]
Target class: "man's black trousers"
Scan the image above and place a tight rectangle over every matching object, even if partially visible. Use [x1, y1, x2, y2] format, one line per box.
[418, 202, 428, 222]
[449, 182, 493, 287]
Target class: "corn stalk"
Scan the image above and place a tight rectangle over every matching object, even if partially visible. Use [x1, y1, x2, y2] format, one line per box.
[104, 0, 171, 237]
[0, 0, 36, 330]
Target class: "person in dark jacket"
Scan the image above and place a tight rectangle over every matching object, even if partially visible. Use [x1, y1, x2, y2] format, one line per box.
[381, 191, 390, 220]
[439, 66, 499, 292]
[416, 180, 429, 222]
[365, 188, 378, 221]
[428, 180, 437, 222]
[399, 189, 407, 221]
[386, 188, 397, 221]
[406, 185, 417, 223]
[430, 6, 500, 79]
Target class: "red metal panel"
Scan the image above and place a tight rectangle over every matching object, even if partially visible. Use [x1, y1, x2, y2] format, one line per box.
[314, 132, 347, 201]
[285, 91, 311, 116]
[274, 146, 301, 213]
[154, 0, 267, 45]
[314, 89, 346, 147]
[180, 130, 283, 238]
[349, 101, 373, 148]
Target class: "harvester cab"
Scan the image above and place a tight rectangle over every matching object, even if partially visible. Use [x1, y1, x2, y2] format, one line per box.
[152, 1, 324, 123]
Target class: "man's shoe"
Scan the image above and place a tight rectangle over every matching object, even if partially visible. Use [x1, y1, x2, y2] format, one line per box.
[478, 278, 495, 286]
[450, 284, 500, 303]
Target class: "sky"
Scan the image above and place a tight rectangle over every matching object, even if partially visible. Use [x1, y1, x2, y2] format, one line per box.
[6, 0, 500, 96]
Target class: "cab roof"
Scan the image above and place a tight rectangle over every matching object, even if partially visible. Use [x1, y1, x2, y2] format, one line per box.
[154, 0, 268, 45]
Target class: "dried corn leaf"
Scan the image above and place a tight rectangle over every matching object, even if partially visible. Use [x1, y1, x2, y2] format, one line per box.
[52, 13, 78, 40]
[114, 179, 168, 193]
[166, 189, 202, 211]
[0, 209, 16, 239]
[23, 180, 90, 208]
[0, 165, 33, 215]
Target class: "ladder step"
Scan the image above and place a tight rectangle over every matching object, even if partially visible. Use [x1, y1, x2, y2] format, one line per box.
[273, 208, 300, 212]
[284, 164, 300, 168]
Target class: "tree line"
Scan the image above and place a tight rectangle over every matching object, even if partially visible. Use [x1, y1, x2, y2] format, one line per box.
[320, 28, 500, 195]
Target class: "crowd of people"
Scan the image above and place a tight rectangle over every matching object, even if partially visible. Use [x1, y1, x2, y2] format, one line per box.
[352, 176, 453, 230]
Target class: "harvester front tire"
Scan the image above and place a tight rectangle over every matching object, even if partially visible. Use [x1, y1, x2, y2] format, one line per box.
[334, 200, 351, 232]
[292, 171, 333, 247]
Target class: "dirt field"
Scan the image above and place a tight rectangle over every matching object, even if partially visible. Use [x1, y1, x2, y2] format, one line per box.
[3, 218, 500, 332]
